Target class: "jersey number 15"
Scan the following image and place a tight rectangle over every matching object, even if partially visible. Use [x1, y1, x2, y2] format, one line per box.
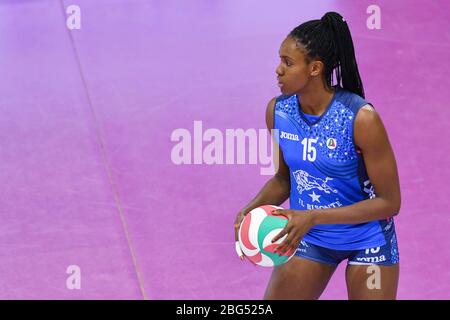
[301, 138, 318, 162]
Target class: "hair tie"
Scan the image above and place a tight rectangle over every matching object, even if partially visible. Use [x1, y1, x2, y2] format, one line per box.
[321, 12, 346, 25]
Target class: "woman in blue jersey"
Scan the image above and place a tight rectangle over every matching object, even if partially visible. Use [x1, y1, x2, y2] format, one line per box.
[234, 12, 401, 299]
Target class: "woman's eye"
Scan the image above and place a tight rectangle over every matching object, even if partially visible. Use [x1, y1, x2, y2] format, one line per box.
[285, 60, 292, 66]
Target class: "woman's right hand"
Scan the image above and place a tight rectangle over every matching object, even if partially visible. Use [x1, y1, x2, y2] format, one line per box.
[234, 210, 249, 260]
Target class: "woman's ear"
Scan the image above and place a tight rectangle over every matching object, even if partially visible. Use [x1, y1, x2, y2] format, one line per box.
[310, 60, 324, 77]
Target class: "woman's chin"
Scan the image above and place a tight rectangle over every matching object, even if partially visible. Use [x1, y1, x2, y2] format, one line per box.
[279, 86, 292, 96]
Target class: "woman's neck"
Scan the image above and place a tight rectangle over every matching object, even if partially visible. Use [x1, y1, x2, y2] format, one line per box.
[297, 85, 336, 116]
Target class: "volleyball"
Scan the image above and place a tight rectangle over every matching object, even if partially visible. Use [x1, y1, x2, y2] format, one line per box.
[238, 205, 296, 267]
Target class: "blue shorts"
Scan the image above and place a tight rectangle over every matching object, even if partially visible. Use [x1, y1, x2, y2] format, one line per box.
[294, 229, 400, 266]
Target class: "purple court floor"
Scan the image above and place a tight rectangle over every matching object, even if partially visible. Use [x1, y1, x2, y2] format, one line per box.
[0, 0, 449, 299]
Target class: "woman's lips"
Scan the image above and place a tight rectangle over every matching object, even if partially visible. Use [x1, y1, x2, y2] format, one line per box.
[277, 78, 284, 88]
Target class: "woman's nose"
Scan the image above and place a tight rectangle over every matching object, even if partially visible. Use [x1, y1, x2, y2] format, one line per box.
[275, 63, 283, 77]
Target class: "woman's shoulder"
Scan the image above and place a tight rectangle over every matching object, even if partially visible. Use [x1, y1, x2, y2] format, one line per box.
[265, 95, 291, 125]
[274, 94, 295, 104]
[265, 97, 278, 130]
[335, 87, 372, 113]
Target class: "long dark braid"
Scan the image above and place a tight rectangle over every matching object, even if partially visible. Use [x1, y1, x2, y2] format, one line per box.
[289, 12, 365, 98]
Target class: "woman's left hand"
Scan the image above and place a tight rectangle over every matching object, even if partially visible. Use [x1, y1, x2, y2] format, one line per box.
[271, 209, 316, 256]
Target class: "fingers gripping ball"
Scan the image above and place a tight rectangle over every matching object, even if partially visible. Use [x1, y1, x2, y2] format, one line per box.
[238, 205, 296, 267]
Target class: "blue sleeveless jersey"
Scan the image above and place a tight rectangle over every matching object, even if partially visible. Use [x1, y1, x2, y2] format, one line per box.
[274, 87, 394, 250]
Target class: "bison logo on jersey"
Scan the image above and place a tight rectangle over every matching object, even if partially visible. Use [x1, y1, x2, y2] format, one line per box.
[292, 169, 338, 196]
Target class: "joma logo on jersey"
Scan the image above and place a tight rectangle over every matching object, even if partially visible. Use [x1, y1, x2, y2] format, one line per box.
[356, 255, 386, 263]
[280, 131, 299, 141]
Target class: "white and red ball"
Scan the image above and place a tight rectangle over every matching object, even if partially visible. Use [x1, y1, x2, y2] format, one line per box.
[238, 205, 296, 267]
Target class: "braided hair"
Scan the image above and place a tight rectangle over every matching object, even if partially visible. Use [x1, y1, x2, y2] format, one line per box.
[289, 12, 365, 98]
